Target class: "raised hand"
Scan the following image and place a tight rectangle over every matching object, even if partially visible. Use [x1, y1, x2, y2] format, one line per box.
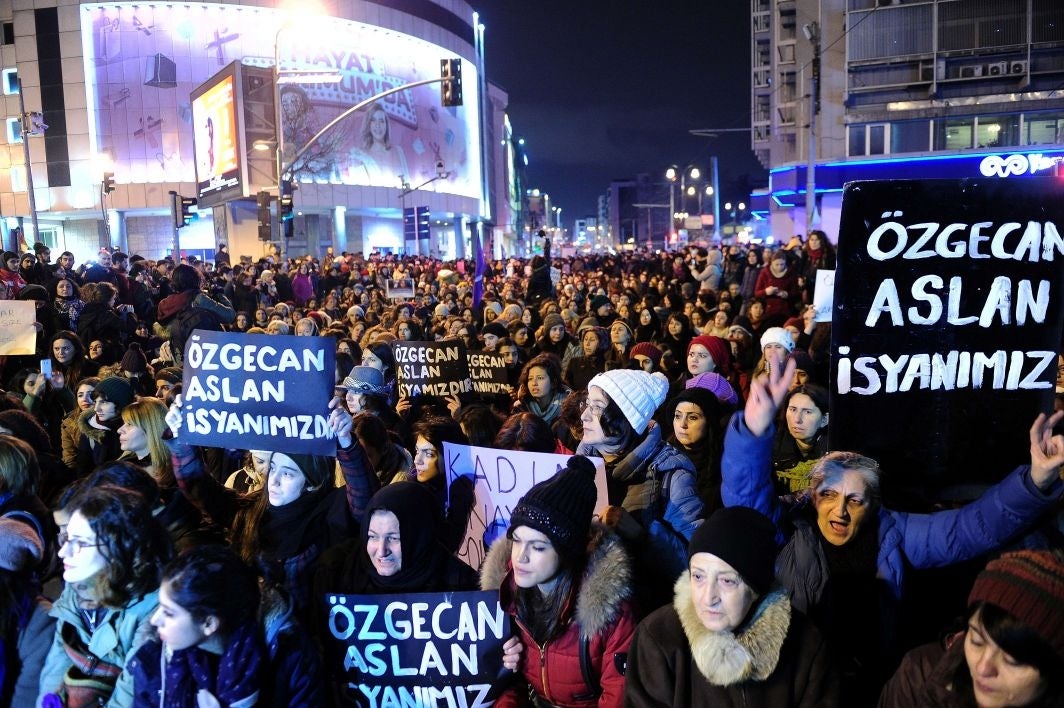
[745, 357, 796, 437]
[165, 393, 184, 437]
[1028, 411, 1064, 490]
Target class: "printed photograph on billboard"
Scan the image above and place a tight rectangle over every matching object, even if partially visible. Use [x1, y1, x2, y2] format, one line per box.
[81, 2, 481, 198]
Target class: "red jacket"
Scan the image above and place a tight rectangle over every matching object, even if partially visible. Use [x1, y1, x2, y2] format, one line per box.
[754, 266, 801, 322]
[481, 525, 636, 708]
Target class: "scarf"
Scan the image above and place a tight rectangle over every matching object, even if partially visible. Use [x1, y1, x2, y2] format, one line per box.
[161, 622, 264, 708]
[524, 393, 563, 424]
[258, 486, 331, 562]
[54, 297, 85, 329]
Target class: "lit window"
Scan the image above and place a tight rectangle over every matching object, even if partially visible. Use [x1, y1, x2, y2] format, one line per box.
[6, 117, 22, 144]
[1, 68, 16, 95]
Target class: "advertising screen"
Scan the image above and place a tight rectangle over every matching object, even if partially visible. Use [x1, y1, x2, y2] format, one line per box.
[191, 69, 241, 205]
[81, 2, 481, 198]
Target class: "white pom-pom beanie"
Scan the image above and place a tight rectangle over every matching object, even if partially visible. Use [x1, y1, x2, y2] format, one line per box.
[588, 370, 670, 434]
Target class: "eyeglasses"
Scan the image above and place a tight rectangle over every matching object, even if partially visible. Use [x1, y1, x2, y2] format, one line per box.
[58, 531, 101, 553]
[579, 400, 607, 417]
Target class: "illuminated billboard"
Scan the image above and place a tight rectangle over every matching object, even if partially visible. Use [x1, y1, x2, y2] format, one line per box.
[191, 67, 241, 205]
[81, 2, 481, 199]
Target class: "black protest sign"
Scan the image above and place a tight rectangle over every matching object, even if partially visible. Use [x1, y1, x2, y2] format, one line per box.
[831, 178, 1064, 501]
[181, 330, 336, 455]
[393, 340, 473, 398]
[467, 351, 510, 395]
[323, 590, 510, 708]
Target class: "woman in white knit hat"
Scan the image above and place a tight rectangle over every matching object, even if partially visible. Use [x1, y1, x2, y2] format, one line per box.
[576, 368, 703, 612]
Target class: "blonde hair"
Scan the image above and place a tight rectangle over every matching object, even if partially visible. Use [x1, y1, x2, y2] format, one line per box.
[121, 398, 174, 487]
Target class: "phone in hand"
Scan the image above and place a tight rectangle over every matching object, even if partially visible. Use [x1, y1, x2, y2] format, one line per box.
[40, 358, 52, 378]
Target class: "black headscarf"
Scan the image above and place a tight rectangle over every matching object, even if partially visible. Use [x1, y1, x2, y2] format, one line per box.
[359, 481, 446, 590]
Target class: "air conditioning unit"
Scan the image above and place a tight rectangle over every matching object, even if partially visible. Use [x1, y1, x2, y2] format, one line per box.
[959, 64, 984, 78]
[1010, 60, 1029, 75]
[987, 61, 1008, 76]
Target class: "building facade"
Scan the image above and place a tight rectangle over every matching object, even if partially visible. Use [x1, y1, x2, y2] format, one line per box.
[0, 0, 517, 264]
[752, 0, 1064, 241]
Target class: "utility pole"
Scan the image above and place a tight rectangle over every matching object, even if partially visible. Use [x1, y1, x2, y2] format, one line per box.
[16, 79, 41, 246]
[804, 21, 821, 236]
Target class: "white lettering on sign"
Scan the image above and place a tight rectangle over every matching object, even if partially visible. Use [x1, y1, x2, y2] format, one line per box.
[979, 153, 1064, 178]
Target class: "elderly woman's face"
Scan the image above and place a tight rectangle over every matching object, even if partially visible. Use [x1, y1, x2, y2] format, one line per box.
[814, 469, 871, 546]
[367, 510, 402, 577]
[689, 552, 759, 633]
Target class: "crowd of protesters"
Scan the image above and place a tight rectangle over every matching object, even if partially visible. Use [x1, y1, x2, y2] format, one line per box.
[1, 231, 1063, 707]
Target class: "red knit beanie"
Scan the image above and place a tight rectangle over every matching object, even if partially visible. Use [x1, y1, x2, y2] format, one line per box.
[687, 334, 732, 374]
[630, 342, 663, 368]
[968, 550, 1064, 664]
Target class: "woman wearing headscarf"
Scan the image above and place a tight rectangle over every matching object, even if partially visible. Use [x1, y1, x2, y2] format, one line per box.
[626, 506, 838, 707]
[480, 455, 636, 708]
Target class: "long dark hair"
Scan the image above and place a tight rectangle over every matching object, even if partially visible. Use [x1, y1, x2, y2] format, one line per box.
[69, 486, 171, 607]
[951, 602, 1064, 706]
[163, 545, 259, 634]
[516, 353, 563, 403]
[510, 540, 584, 645]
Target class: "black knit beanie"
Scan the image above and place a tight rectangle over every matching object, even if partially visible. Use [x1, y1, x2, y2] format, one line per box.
[509, 455, 597, 559]
[688, 506, 779, 595]
[93, 376, 137, 410]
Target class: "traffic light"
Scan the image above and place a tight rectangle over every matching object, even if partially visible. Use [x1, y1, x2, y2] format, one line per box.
[102, 172, 115, 194]
[176, 196, 198, 229]
[257, 190, 272, 241]
[279, 179, 295, 239]
[440, 58, 462, 107]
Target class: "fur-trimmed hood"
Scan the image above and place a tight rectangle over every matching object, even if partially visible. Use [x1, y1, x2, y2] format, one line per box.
[673, 570, 792, 686]
[77, 407, 114, 443]
[480, 522, 631, 639]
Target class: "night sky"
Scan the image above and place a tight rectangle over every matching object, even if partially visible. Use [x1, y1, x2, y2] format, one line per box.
[478, 2, 768, 224]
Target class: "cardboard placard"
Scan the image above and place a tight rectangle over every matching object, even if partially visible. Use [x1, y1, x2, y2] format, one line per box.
[393, 340, 473, 398]
[467, 351, 510, 396]
[830, 178, 1064, 500]
[322, 590, 509, 708]
[0, 300, 39, 355]
[443, 443, 608, 570]
[180, 330, 336, 455]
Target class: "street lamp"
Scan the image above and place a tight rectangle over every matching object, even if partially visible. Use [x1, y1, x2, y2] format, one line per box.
[666, 164, 707, 242]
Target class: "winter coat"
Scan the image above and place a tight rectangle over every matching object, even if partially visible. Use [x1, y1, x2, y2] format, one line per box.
[6, 598, 54, 708]
[75, 408, 122, 476]
[153, 289, 236, 340]
[291, 272, 314, 306]
[625, 574, 838, 707]
[877, 632, 975, 708]
[480, 524, 637, 708]
[60, 407, 86, 470]
[38, 585, 158, 708]
[581, 424, 702, 609]
[77, 302, 128, 348]
[753, 267, 800, 323]
[721, 412, 1064, 607]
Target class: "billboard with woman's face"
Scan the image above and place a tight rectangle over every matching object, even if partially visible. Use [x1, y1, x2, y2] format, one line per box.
[81, 2, 481, 198]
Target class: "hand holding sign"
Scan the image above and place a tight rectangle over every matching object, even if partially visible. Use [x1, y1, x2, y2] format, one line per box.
[1028, 411, 1064, 490]
[165, 394, 184, 437]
